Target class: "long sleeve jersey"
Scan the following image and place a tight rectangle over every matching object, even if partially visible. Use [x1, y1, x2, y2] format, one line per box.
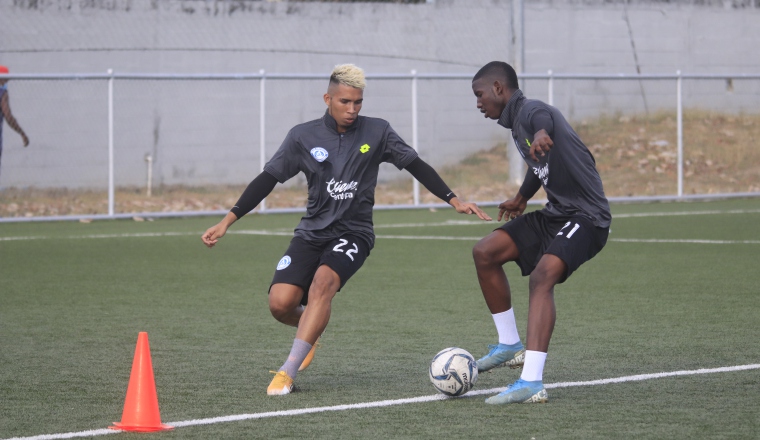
[498, 90, 611, 228]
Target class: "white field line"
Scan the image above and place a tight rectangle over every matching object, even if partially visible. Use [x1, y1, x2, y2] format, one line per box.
[379, 234, 482, 241]
[609, 238, 760, 244]
[373, 208, 760, 228]
[377, 235, 760, 244]
[0, 231, 196, 241]
[0, 230, 285, 241]
[2, 231, 759, 245]
[5, 363, 759, 440]
[611, 208, 760, 218]
[1, 208, 759, 242]
[375, 219, 488, 228]
[5, 230, 757, 245]
[0, 235, 44, 241]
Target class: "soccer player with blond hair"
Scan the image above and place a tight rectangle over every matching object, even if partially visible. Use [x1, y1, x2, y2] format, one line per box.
[202, 64, 491, 395]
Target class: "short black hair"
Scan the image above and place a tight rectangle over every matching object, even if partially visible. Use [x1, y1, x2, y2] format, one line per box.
[473, 61, 519, 90]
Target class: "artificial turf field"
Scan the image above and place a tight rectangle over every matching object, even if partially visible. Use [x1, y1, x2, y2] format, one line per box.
[1, 198, 759, 439]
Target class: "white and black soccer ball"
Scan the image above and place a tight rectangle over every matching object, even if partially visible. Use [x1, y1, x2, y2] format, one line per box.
[429, 347, 478, 396]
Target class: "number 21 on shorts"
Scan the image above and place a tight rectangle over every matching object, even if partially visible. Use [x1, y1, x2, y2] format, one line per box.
[333, 239, 359, 261]
[557, 221, 581, 238]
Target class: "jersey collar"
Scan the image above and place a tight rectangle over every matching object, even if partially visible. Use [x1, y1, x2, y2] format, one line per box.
[497, 89, 526, 130]
[323, 109, 359, 134]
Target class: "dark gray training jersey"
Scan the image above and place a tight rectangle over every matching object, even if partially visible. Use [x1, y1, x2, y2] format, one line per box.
[498, 90, 611, 228]
[264, 110, 419, 248]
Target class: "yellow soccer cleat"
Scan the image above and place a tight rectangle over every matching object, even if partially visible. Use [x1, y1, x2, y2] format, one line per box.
[298, 337, 321, 372]
[267, 371, 295, 396]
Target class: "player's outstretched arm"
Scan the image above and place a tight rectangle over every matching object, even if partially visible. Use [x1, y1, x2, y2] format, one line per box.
[201, 171, 279, 248]
[404, 157, 491, 221]
[449, 197, 492, 221]
[202, 212, 237, 248]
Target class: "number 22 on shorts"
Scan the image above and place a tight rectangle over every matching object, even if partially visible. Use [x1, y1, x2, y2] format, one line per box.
[333, 239, 359, 261]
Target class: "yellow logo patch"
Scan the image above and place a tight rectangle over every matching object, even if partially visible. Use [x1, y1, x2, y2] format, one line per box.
[360, 144, 371, 154]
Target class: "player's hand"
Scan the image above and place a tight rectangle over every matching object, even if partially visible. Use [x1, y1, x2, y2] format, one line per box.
[497, 196, 527, 222]
[450, 198, 492, 221]
[529, 129, 553, 162]
[201, 222, 228, 248]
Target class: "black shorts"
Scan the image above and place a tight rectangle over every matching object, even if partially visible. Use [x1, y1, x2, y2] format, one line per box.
[498, 210, 609, 283]
[270, 235, 371, 305]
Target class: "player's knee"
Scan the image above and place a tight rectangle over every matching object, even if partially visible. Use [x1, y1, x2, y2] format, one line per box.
[528, 269, 551, 293]
[268, 294, 299, 322]
[268, 300, 291, 322]
[472, 240, 498, 266]
[306, 286, 337, 305]
[308, 272, 340, 302]
[529, 260, 565, 291]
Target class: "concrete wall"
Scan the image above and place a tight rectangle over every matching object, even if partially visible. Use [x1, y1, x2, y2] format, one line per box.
[0, 0, 758, 189]
[523, 0, 760, 119]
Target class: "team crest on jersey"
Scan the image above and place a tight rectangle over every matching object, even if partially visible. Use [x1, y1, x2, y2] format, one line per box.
[310, 147, 329, 162]
[277, 255, 291, 270]
[360, 144, 371, 153]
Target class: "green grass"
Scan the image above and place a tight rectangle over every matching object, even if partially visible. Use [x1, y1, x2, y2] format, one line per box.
[1, 199, 759, 439]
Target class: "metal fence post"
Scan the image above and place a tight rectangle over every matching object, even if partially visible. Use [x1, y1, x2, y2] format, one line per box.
[411, 69, 420, 206]
[676, 70, 683, 197]
[107, 68, 115, 217]
[548, 69, 554, 106]
[260, 69, 267, 212]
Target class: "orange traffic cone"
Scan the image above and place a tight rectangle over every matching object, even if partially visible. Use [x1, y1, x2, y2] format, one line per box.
[110, 332, 173, 432]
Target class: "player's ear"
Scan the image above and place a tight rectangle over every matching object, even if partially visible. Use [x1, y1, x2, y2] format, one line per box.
[492, 80, 505, 96]
[323, 93, 331, 106]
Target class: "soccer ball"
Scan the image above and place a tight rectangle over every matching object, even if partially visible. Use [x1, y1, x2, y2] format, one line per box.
[428, 347, 478, 396]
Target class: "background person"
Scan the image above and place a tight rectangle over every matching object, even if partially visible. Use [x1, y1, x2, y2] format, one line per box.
[0, 65, 30, 181]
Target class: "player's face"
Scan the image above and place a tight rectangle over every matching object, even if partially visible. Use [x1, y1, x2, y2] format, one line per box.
[472, 77, 506, 120]
[324, 84, 364, 132]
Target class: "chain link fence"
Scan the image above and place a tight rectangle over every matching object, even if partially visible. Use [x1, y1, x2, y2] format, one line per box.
[1, 71, 759, 221]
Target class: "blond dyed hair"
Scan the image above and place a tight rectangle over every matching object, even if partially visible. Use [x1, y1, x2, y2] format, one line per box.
[329, 64, 366, 90]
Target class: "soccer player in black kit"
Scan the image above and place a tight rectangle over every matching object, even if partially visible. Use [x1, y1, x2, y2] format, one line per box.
[470, 61, 611, 404]
[202, 64, 491, 395]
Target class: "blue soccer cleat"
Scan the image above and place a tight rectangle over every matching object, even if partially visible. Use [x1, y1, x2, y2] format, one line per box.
[476, 342, 525, 372]
[485, 378, 548, 404]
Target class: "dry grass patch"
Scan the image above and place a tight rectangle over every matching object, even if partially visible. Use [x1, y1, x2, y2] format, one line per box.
[1, 110, 758, 217]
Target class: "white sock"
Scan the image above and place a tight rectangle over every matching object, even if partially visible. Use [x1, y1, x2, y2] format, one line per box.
[492, 309, 521, 345]
[520, 350, 547, 382]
